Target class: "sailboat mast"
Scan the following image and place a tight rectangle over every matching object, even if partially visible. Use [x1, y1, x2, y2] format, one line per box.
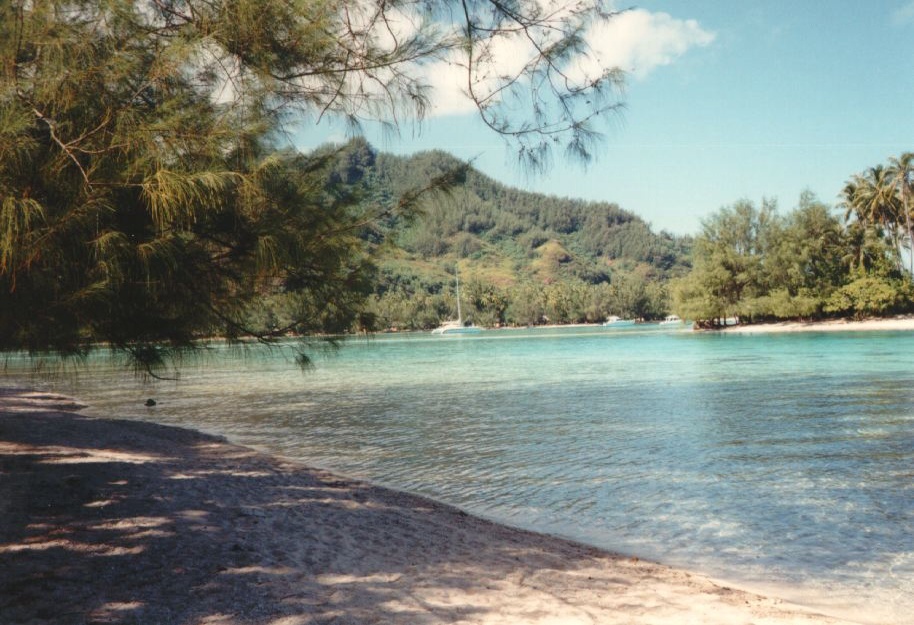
[455, 269, 463, 324]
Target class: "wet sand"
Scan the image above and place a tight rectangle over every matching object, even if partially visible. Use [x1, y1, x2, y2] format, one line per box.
[0, 388, 859, 625]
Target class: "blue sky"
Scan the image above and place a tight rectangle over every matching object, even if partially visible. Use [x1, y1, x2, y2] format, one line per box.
[296, 1, 914, 235]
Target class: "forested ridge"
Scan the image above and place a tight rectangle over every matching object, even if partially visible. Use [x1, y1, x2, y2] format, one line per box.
[294, 139, 693, 330]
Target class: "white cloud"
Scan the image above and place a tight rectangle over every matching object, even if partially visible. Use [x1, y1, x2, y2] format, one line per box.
[422, 8, 715, 117]
[422, 30, 536, 117]
[423, 60, 476, 117]
[583, 9, 716, 79]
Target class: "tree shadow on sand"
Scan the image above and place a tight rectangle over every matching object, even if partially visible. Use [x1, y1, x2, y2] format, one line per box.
[0, 390, 655, 625]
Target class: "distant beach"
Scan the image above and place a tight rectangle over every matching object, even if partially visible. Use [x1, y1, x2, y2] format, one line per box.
[0, 389, 859, 625]
[715, 316, 914, 334]
[465, 316, 914, 334]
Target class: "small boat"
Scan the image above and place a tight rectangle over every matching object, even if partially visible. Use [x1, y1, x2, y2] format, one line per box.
[659, 315, 684, 326]
[602, 315, 636, 328]
[431, 320, 482, 335]
[432, 268, 482, 335]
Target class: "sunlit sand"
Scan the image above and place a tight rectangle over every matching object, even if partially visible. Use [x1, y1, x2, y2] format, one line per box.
[717, 316, 914, 334]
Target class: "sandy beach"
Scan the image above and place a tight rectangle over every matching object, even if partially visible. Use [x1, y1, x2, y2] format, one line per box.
[713, 315, 914, 334]
[0, 389, 862, 625]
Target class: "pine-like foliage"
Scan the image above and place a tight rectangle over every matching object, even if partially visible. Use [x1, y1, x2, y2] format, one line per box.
[1, 0, 625, 370]
[0, 1, 407, 370]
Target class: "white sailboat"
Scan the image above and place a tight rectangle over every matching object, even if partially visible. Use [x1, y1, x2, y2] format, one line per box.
[431, 269, 482, 334]
[602, 315, 636, 328]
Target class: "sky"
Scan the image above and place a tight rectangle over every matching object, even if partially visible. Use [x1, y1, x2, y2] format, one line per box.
[294, 1, 914, 235]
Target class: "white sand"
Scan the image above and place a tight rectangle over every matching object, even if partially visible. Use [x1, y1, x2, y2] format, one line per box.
[715, 316, 914, 334]
[0, 389, 863, 625]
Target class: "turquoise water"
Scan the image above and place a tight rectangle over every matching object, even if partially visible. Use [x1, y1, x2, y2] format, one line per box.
[5, 326, 914, 623]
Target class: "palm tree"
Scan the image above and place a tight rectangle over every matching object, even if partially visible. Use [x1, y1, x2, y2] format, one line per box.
[841, 165, 904, 273]
[839, 180, 869, 272]
[839, 179, 863, 225]
[887, 152, 914, 276]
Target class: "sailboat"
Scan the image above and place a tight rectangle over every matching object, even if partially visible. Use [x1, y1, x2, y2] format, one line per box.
[431, 268, 482, 335]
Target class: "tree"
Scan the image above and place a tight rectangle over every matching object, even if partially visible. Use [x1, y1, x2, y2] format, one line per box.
[676, 185, 914, 325]
[886, 152, 914, 275]
[841, 161, 910, 275]
[825, 276, 908, 319]
[463, 277, 508, 326]
[673, 199, 777, 323]
[1, 0, 626, 371]
[762, 192, 846, 313]
[505, 281, 545, 325]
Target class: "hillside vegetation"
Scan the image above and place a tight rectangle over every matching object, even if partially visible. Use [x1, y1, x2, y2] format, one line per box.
[249, 143, 914, 335]
[319, 139, 692, 329]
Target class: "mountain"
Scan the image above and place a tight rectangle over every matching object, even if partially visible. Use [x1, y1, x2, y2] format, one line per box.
[323, 139, 692, 328]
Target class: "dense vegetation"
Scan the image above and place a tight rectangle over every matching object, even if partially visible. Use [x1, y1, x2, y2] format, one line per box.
[313, 145, 914, 331]
[290, 139, 692, 330]
[0, 0, 625, 370]
[673, 154, 914, 326]
[4, 3, 912, 366]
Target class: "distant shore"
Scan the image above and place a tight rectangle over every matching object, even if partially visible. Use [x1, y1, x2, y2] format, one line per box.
[534, 315, 914, 334]
[389, 316, 914, 335]
[0, 388, 863, 625]
[713, 315, 914, 334]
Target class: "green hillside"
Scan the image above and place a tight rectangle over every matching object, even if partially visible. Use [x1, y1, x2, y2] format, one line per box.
[323, 139, 692, 329]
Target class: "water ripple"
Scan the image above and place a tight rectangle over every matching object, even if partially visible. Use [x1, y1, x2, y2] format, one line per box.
[7, 328, 914, 623]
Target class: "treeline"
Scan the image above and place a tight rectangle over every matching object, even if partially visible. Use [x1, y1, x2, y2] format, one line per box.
[673, 163, 914, 326]
[255, 144, 914, 333]
[367, 269, 669, 329]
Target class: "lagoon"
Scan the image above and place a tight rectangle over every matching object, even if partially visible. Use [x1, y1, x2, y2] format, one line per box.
[5, 326, 913, 623]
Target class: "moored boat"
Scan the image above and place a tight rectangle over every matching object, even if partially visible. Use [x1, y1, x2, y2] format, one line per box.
[431, 320, 482, 335]
[602, 315, 636, 328]
[431, 267, 483, 335]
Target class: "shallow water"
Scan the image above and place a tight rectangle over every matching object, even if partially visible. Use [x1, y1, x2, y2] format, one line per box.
[5, 326, 914, 623]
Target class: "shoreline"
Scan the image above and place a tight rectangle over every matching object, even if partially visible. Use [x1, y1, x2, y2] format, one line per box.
[712, 315, 914, 334]
[1, 389, 865, 625]
[387, 315, 914, 335]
